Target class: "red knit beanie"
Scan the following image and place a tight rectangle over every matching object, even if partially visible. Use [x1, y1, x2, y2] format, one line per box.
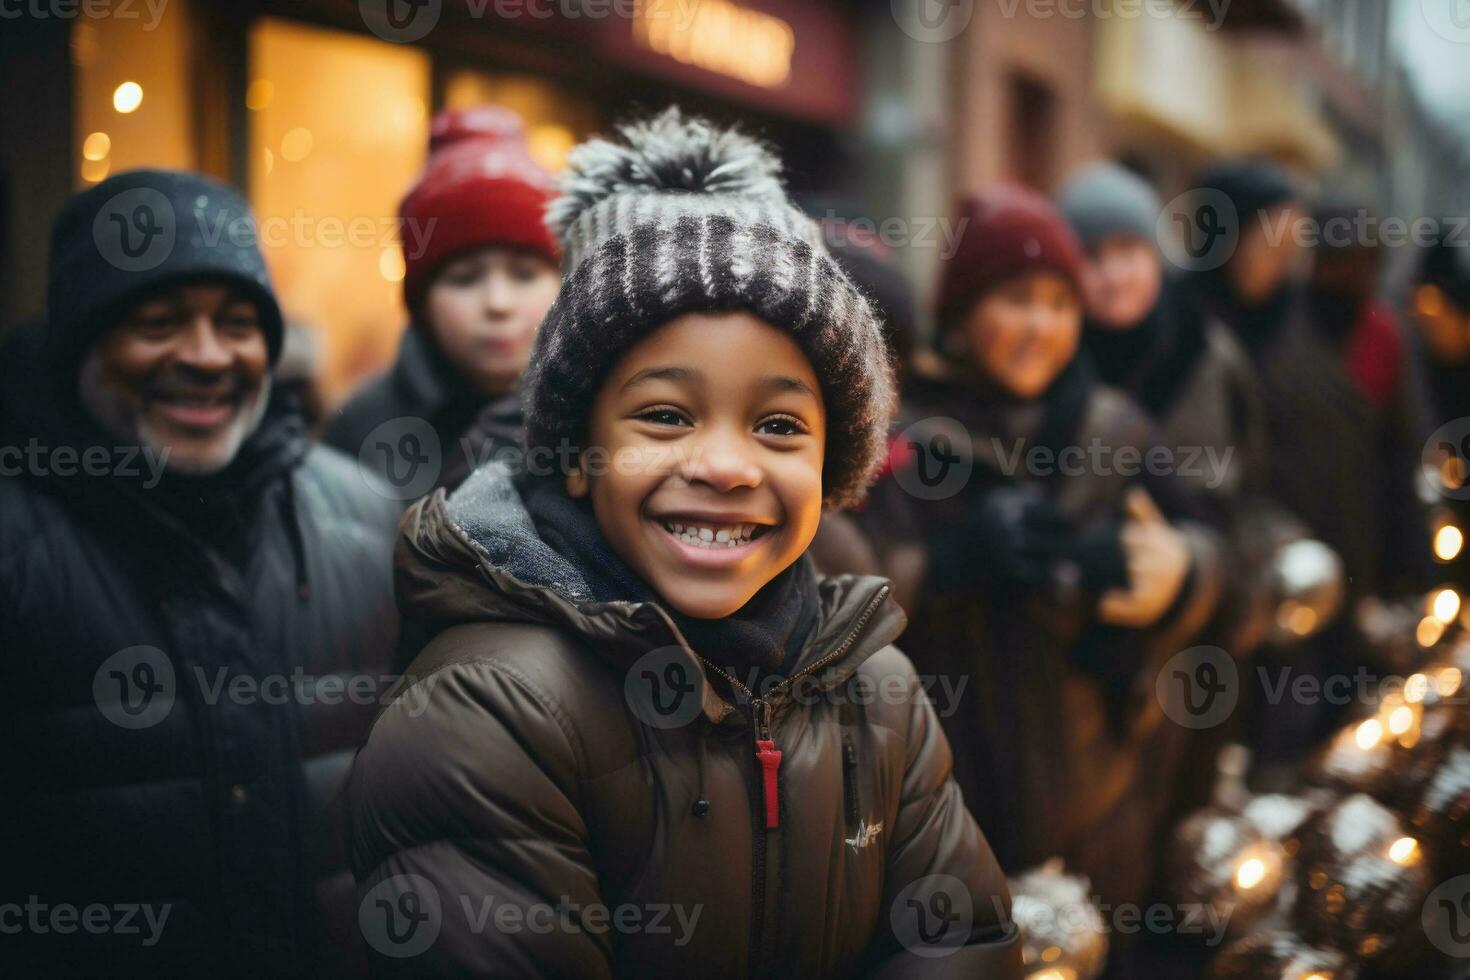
[399, 105, 560, 310]
[935, 184, 1085, 333]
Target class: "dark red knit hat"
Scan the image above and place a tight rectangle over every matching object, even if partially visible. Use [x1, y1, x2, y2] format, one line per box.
[935, 184, 1085, 332]
[399, 106, 560, 309]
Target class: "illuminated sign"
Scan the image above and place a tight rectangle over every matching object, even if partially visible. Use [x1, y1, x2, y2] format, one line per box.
[632, 0, 795, 89]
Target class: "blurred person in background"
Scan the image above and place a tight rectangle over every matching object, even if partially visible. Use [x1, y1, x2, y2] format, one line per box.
[1060, 163, 1347, 785]
[1184, 162, 1431, 769]
[850, 186, 1223, 920]
[325, 105, 560, 492]
[0, 170, 401, 978]
[1410, 233, 1470, 429]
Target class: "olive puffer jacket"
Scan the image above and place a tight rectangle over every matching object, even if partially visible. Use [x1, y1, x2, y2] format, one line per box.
[347, 463, 1023, 979]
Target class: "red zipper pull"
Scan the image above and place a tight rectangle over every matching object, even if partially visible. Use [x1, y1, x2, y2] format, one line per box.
[752, 699, 782, 829]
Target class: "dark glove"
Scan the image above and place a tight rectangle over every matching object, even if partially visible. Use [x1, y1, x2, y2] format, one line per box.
[927, 484, 1074, 593]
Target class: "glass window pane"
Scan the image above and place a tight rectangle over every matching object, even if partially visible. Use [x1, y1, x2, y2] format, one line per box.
[248, 17, 430, 403]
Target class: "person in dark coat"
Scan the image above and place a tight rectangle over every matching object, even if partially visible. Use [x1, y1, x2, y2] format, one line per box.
[1181, 165, 1432, 763]
[851, 186, 1223, 918]
[324, 105, 561, 495]
[348, 109, 1023, 979]
[1, 170, 402, 979]
[1060, 163, 1341, 664]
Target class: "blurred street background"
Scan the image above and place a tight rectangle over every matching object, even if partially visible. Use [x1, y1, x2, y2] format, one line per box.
[3, 0, 1466, 402]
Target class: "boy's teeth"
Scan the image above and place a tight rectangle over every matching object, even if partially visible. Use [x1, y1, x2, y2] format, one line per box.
[661, 519, 767, 549]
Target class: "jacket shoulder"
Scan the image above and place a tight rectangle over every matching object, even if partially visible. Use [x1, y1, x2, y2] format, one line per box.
[295, 444, 402, 527]
[383, 620, 640, 781]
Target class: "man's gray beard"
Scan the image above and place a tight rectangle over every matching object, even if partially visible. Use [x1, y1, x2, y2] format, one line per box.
[78, 350, 272, 477]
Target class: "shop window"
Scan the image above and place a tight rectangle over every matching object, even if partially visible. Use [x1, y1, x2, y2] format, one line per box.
[442, 69, 599, 173]
[73, 3, 196, 186]
[248, 18, 430, 403]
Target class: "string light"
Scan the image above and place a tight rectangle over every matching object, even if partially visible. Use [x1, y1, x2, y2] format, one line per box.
[1354, 719, 1383, 750]
[1388, 836, 1419, 866]
[1234, 857, 1267, 890]
[1434, 524, 1464, 561]
[1431, 588, 1461, 624]
[112, 81, 143, 113]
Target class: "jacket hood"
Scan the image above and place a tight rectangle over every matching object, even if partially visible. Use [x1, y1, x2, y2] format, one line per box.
[396, 462, 907, 724]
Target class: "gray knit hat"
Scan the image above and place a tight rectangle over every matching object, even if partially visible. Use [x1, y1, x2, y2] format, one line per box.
[1057, 162, 1162, 251]
[522, 108, 895, 510]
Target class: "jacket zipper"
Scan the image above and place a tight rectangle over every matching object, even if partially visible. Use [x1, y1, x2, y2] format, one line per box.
[690, 583, 889, 979]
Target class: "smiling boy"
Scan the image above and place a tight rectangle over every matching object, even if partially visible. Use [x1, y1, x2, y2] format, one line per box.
[347, 110, 1022, 978]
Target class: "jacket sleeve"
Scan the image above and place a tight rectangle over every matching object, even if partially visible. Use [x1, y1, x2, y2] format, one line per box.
[347, 645, 613, 979]
[863, 651, 1024, 979]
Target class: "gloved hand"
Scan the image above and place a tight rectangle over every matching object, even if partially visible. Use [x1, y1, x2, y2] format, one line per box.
[928, 484, 1075, 593]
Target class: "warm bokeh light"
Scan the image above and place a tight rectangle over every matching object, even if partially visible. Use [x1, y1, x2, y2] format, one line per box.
[1418, 615, 1446, 648]
[528, 123, 577, 172]
[1388, 836, 1419, 865]
[246, 79, 275, 111]
[1234, 857, 1266, 890]
[280, 127, 314, 162]
[1432, 588, 1461, 624]
[82, 131, 111, 161]
[1436, 666, 1463, 698]
[1282, 604, 1318, 636]
[1387, 705, 1415, 736]
[112, 81, 143, 113]
[1406, 673, 1429, 703]
[80, 156, 111, 183]
[378, 247, 405, 283]
[1355, 718, 1383, 750]
[1435, 524, 1464, 561]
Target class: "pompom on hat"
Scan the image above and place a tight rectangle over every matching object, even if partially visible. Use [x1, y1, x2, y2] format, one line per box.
[398, 105, 560, 310]
[521, 108, 896, 510]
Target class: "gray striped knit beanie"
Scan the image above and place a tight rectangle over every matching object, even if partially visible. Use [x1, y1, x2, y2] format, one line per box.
[521, 108, 895, 510]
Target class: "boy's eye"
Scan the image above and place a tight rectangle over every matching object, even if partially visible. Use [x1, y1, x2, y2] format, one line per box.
[756, 414, 807, 437]
[636, 408, 691, 427]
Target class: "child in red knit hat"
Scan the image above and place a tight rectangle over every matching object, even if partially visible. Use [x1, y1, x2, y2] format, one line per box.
[325, 105, 561, 493]
[851, 184, 1223, 922]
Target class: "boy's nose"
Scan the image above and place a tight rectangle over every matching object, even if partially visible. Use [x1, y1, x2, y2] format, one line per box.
[684, 429, 762, 492]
